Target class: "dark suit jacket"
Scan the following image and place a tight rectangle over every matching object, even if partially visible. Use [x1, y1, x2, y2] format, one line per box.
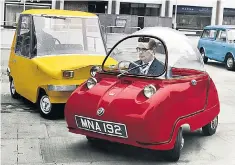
[128, 58, 165, 76]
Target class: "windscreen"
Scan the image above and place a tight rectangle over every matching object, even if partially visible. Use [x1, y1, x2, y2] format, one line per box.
[32, 15, 106, 56]
[102, 36, 167, 77]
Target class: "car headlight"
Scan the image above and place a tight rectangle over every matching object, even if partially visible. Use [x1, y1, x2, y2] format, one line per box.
[86, 77, 97, 89]
[90, 66, 101, 77]
[143, 84, 157, 98]
[63, 70, 74, 78]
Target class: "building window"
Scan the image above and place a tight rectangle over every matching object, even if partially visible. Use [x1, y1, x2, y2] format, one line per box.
[88, 1, 108, 13]
[173, 5, 212, 29]
[4, 2, 51, 28]
[120, 2, 160, 16]
[223, 8, 235, 25]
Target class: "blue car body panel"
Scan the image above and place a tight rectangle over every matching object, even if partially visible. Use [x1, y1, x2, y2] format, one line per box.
[197, 25, 235, 63]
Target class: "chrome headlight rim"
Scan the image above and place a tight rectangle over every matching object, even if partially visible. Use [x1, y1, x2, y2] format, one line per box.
[86, 77, 97, 89]
[90, 66, 101, 77]
[143, 84, 157, 98]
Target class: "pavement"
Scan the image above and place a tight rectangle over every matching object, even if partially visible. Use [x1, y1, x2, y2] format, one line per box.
[1, 34, 235, 165]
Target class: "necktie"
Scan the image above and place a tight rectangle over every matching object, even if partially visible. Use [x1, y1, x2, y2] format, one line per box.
[141, 63, 149, 74]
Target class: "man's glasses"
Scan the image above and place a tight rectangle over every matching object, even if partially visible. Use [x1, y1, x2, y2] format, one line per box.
[136, 47, 150, 52]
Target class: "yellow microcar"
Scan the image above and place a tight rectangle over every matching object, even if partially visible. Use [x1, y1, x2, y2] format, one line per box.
[7, 9, 115, 119]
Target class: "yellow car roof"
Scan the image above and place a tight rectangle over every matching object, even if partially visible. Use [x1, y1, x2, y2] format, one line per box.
[22, 9, 97, 17]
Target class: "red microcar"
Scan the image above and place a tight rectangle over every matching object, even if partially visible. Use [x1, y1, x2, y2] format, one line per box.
[64, 27, 220, 161]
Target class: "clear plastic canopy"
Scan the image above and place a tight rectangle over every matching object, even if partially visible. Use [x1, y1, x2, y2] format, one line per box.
[103, 27, 205, 78]
[132, 27, 205, 72]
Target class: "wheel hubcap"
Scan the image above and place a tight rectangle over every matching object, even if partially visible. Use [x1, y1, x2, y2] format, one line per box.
[211, 116, 218, 130]
[201, 51, 205, 58]
[180, 137, 184, 150]
[11, 81, 16, 94]
[227, 58, 234, 68]
[40, 95, 52, 114]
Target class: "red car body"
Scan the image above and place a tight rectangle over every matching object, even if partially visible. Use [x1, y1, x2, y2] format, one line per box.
[64, 27, 220, 161]
[65, 70, 219, 149]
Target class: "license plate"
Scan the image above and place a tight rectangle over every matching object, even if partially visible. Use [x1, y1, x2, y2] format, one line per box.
[75, 116, 128, 138]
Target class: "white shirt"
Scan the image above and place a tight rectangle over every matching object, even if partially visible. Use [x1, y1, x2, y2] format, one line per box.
[142, 59, 154, 74]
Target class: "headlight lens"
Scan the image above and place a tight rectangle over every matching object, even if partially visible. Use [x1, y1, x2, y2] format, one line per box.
[143, 84, 157, 98]
[90, 66, 101, 77]
[63, 70, 74, 78]
[86, 77, 97, 89]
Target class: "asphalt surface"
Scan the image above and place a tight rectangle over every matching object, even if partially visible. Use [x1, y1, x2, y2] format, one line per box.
[1, 35, 235, 165]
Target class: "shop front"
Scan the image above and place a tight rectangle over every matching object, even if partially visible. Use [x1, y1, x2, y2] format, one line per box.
[223, 8, 235, 25]
[173, 5, 212, 30]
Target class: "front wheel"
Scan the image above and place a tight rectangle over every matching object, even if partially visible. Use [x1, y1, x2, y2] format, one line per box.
[200, 49, 208, 64]
[10, 78, 19, 99]
[202, 116, 218, 136]
[225, 55, 235, 71]
[163, 128, 184, 162]
[37, 92, 58, 119]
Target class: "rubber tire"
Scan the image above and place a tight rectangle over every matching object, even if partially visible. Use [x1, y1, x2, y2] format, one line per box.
[225, 55, 235, 71]
[10, 78, 19, 99]
[86, 136, 97, 142]
[200, 49, 208, 64]
[37, 92, 57, 120]
[163, 128, 183, 162]
[202, 116, 218, 136]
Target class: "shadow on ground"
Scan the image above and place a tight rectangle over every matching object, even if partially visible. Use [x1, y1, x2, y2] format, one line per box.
[58, 129, 207, 163]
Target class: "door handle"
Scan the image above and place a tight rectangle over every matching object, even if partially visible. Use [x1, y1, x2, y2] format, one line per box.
[191, 80, 197, 86]
[12, 59, 16, 63]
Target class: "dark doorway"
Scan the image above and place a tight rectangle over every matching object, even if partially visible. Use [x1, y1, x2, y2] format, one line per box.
[138, 16, 144, 29]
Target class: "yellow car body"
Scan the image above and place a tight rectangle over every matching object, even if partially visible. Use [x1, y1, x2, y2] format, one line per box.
[7, 9, 117, 119]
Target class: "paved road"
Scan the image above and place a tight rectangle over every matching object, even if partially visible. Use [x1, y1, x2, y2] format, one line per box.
[1, 35, 235, 165]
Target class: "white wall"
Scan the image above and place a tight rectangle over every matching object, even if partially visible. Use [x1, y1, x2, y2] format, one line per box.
[0, 0, 4, 25]
[223, 0, 235, 8]
[119, 0, 218, 7]
[171, 0, 217, 7]
[119, 0, 164, 4]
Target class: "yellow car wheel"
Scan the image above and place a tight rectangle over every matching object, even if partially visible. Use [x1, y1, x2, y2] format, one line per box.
[10, 78, 19, 99]
[37, 91, 57, 119]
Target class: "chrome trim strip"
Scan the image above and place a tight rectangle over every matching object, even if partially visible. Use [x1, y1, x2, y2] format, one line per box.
[47, 85, 77, 92]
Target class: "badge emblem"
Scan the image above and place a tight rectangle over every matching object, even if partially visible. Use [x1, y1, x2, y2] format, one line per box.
[97, 107, 105, 116]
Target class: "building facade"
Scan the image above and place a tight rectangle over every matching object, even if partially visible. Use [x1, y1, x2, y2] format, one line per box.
[1, 0, 235, 29]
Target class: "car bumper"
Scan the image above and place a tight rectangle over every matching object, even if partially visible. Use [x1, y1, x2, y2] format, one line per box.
[65, 102, 220, 151]
[67, 127, 176, 150]
[47, 91, 72, 103]
[45, 85, 79, 103]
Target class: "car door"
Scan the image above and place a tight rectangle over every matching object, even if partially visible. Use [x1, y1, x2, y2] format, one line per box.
[173, 72, 209, 116]
[203, 29, 218, 59]
[13, 14, 35, 100]
[213, 29, 228, 62]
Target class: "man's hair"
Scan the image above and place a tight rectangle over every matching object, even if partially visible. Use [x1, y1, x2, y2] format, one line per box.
[148, 39, 157, 50]
[138, 37, 157, 50]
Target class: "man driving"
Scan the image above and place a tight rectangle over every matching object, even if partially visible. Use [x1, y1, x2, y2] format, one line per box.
[128, 37, 165, 76]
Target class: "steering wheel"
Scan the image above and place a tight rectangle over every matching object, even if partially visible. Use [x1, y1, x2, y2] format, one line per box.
[117, 60, 145, 74]
[52, 37, 61, 44]
[37, 37, 61, 53]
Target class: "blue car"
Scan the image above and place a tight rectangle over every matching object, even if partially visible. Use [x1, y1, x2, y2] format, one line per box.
[197, 25, 235, 71]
